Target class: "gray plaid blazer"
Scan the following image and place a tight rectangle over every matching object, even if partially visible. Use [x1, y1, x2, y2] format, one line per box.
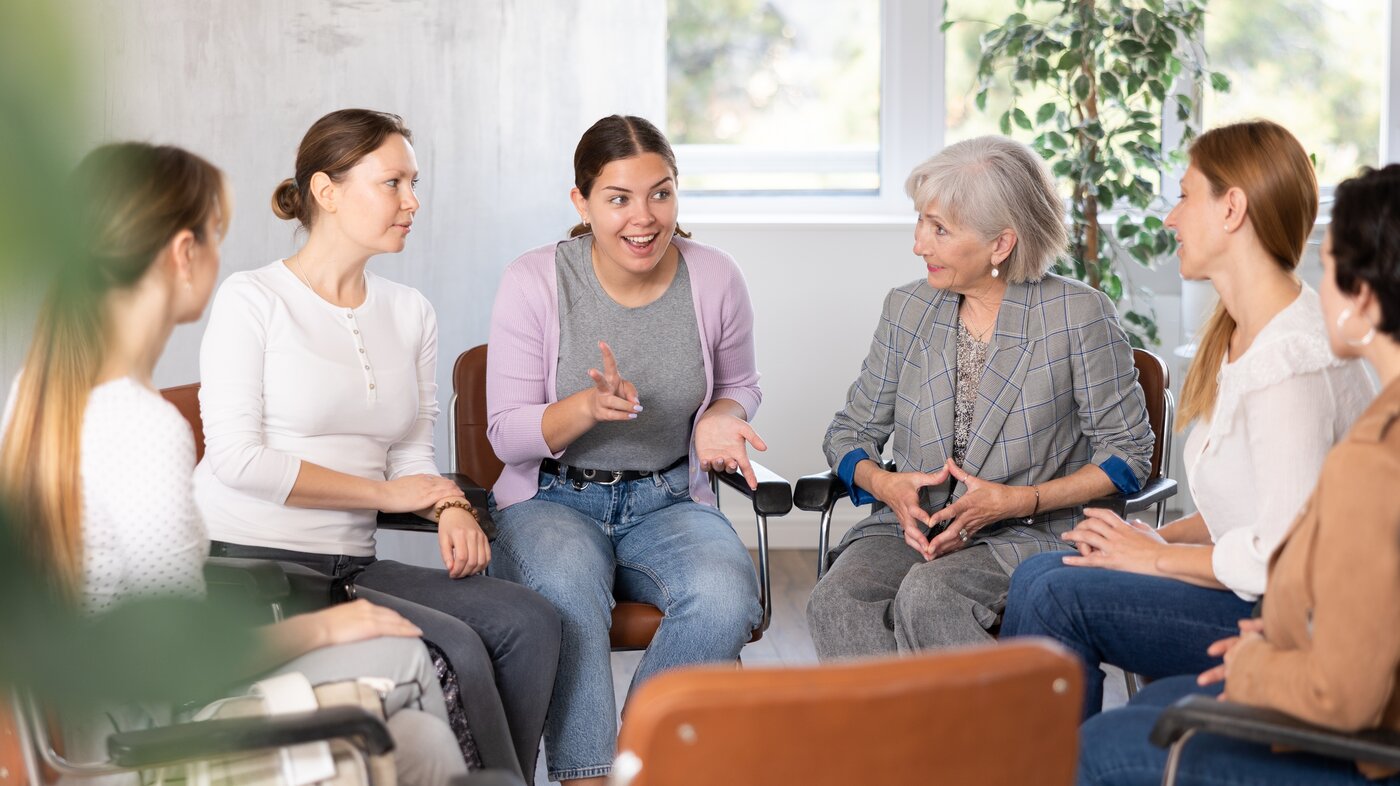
[824, 274, 1155, 572]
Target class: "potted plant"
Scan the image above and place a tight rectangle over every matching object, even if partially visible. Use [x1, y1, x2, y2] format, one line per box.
[951, 0, 1229, 346]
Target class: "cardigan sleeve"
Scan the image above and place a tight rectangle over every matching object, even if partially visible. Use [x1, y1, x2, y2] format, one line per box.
[1213, 370, 1340, 599]
[1226, 441, 1400, 731]
[1066, 288, 1153, 492]
[485, 259, 565, 464]
[197, 276, 301, 503]
[708, 259, 762, 419]
[385, 294, 441, 479]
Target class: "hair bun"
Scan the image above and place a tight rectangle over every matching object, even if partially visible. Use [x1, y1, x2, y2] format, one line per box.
[271, 178, 302, 221]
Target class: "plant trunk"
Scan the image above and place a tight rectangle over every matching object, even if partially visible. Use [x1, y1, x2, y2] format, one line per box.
[1077, 0, 1101, 290]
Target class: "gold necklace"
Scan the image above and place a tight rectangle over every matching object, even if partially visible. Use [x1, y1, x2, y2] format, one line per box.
[289, 252, 317, 295]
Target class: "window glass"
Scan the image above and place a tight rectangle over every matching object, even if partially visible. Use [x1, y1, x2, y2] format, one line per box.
[666, 0, 881, 193]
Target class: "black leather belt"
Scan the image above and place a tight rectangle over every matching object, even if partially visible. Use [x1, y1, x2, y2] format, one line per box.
[540, 456, 687, 486]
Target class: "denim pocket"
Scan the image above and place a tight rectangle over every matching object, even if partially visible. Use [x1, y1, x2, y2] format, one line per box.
[658, 464, 692, 498]
[537, 471, 560, 493]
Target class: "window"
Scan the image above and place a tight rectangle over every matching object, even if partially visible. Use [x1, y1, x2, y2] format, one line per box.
[1203, 0, 1385, 187]
[664, 0, 940, 211]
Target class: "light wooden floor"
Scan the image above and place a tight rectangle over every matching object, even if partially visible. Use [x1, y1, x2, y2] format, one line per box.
[535, 549, 1125, 784]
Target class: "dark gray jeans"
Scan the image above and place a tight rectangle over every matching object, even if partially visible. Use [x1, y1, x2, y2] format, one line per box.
[806, 535, 1011, 659]
[209, 541, 561, 785]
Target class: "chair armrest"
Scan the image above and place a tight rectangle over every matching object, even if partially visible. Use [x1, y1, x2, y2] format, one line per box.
[375, 472, 497, 539]
[1149, 695, 1400, 770]
[793, 470, 848, 512]
[107, 706, 395, 768]
[203, 558, 291, 603]
[1084, 477, 1178, 518]
[712, 460, 792, 516]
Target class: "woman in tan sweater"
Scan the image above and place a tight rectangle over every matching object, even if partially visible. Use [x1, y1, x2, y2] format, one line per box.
[1076, 163, 1400, 785]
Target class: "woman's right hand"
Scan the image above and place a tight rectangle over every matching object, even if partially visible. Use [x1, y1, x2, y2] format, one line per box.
[307, 600, 424, 648]
[378, 474, 462, 513]
[583, 341, 642, 424]
[866, 464, 951, 560]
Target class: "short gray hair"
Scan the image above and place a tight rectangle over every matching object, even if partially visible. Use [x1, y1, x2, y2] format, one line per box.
[904, 136, 1067, 283]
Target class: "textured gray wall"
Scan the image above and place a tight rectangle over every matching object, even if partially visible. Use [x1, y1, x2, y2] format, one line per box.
[0, 0, 663, 563]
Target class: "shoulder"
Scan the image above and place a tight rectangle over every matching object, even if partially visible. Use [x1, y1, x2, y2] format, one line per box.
[675, 237, 748, 293]
[210, 264, 287, 314]
[1028, 274, 1115, 319]
[497, 241, 566, 303]
[84, 380, 194, 470]
[366, 271, 434, 315]
[1230, 288, 1342, 391]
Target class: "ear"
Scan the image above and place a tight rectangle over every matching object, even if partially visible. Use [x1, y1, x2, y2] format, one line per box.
[164, 228, 198, 286]
[1223, 186, 1249, 231]
[569, 187, 589, 224]
[1355, 280, 1384, 327]
[991, 228, 1018, 265]
[309, 171, 338, 215]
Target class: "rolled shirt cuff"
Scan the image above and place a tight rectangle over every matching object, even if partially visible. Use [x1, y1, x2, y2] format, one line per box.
[1098, 454, 1142, 494]
[836, 448, 878, 507]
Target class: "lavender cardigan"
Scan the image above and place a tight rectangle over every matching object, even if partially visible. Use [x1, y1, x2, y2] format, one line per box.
[485, 236, 762, 510]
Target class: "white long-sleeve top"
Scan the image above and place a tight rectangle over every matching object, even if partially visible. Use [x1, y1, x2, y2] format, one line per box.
[1184, 286, 1375, 601]
[3, 377, 208, 616]
[192, 261, 441, 556]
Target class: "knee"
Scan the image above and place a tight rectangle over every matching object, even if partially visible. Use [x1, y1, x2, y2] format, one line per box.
[806, 573, 858, 631]
[1008, 552, 1069, 598]
[678, 564, 760, 634]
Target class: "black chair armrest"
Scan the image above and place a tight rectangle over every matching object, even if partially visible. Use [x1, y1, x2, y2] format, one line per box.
[1084, 477, 1178, 518]
[107, 706, 395, 768]
[793, 470, 848, 512]
[203, 557, 291, 603]
[712, 460, 792, 516]
[1150, 695, 1400, 770]
[375, 472, 497, 539]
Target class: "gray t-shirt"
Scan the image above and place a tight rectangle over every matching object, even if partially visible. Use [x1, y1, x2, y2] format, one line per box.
[554, 235, 706, 470]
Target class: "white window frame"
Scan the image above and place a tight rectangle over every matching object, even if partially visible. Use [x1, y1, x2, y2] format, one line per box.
[672, 0, 940, 219]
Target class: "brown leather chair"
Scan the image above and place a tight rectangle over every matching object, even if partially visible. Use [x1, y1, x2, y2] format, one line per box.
[798, 347, 1179, 579]
[612, 638, 1083, 786]
[449, 345, 791, 650]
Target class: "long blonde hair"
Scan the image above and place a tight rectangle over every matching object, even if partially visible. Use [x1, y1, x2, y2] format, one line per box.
[0, 143, 227, 593]
[1177, 121, 1318, 428]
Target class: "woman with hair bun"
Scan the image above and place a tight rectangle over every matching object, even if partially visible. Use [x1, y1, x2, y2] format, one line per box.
[194, 108, 560, 783]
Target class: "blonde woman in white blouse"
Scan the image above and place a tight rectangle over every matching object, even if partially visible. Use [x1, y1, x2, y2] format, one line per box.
[1000, 121, 1375, 720]
[0, 143, 467, 786]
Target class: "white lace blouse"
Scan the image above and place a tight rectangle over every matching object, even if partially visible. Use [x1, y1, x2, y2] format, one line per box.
[1183, 286, 1375, 601]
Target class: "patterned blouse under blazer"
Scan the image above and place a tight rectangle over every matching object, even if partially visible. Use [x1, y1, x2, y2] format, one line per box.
[825, 274, 1156, 573]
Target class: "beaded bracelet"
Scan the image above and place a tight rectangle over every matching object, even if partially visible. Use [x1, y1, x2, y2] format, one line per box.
[433, 498, 476, 522]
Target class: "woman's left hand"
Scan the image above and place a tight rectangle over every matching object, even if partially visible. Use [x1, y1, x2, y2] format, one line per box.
[438, 504, 491, 578]
[925, 459, 1036, 558]
[1197, 618, 1267, 695]
[694, 411, 769, 490]
[1060, 508, 1168, 575]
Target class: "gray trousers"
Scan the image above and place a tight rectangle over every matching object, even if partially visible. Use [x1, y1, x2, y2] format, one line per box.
[806, 535, 1011, 660]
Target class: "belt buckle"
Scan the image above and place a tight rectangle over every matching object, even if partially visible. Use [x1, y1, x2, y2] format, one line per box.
[581, 468, 625, 486]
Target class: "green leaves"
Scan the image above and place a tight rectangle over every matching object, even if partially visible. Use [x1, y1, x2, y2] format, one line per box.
[945, 0, 1230, 347]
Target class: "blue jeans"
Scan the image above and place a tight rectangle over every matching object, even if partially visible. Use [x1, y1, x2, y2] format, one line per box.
[1079, 675, 1400, 785]
[1001, 552, 1254, 719]
[488, 463, 762, 781]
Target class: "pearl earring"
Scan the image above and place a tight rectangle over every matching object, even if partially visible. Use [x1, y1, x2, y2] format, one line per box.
[991, 266, 1000, 278]
[1337, 306, 1376, 347]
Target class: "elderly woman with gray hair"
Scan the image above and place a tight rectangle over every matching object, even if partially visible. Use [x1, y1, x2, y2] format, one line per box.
[806, 135, 1155, 657]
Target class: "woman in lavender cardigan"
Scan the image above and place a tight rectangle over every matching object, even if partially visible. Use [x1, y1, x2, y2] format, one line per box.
[485, 115, 765, 785]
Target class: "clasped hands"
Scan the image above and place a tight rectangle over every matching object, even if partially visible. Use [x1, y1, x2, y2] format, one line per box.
[870, 458, 1036, 561]
[1060, 507, 1167, 575]
[586, 340, 769, 490]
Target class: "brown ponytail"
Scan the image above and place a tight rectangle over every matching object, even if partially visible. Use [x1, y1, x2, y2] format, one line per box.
[1177, 120, 1318, 429]
[569, 115, 692, 239]
[0, 143, 227, 594]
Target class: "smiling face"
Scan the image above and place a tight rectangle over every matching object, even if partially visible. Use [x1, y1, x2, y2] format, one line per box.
[571, 152, 678, 277]
[912, 199, 1009, 293]
[1165, 164, 1231, 280]
[319, 133, 420, 255]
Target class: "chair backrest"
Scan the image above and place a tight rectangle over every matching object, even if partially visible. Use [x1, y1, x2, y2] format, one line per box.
[613, 639, 1082, 786]
[159, 383, 205, 463]
[452, 345, 505, 487]
[1132, 348, 1170, 481]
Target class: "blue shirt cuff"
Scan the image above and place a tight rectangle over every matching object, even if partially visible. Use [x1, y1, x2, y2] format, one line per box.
[1099, 455, 1141, 494]
[836, 448, 878, 506]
